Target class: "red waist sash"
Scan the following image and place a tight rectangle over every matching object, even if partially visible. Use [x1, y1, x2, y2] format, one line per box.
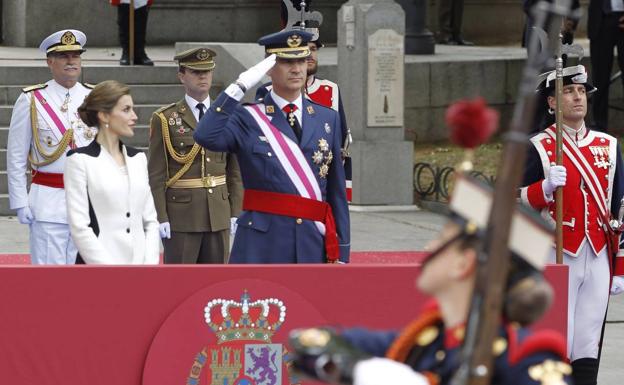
[31, 170, 64, 189]
[242, 189, 340, 263]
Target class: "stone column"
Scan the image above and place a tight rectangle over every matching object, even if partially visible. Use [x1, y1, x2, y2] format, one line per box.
[338, 0, 414, 205]
[396, 0, 435, 54]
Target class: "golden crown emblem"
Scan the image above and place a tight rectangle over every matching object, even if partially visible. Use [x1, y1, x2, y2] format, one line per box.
[197, 49, 210, 61]
[287, 34, 303, 48]
[61, 31, 76, 45]
[204, 291, 287, 344]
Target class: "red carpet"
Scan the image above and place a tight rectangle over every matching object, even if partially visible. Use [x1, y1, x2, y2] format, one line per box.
[0, 251, 426, 265]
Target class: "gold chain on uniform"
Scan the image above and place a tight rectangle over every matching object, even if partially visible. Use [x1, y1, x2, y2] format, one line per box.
[156, 111, 202, 188]
[28, 95, 74, 167]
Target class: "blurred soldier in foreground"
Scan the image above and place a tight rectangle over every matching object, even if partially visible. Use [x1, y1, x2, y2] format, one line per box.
[7, 29, 94, 264]
[148, 48, 242, 264]
[289, 176, 572, 385]
[521, 65, 624, 385]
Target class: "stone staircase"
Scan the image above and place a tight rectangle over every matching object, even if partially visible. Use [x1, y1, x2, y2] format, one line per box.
[0, 63, 226, 215]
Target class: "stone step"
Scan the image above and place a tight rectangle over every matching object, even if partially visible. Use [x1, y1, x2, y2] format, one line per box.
[0, 84, 194, 105]
[0, 125, 151, 149]
[0, 65, 179, 86]
[0, 103, 163, 127]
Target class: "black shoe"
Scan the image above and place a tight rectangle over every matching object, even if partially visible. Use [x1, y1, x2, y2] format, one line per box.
[134, 54, 154, 66]
[454, 36, 474, 46]
[119, 51, 130, 66]
[437, 37, 459, 45]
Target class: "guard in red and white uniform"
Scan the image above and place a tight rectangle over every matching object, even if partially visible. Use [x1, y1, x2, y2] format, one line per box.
[520, 65, 624, 385]
[7, 30, 94, 264]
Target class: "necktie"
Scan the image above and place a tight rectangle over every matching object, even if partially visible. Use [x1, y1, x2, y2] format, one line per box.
[196, 103, 205, 121]
[283, 103, 302, 142]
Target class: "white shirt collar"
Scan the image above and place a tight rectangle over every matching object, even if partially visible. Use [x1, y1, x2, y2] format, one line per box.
[185, 94, 211, 122]
[270, 90, 303, 123]
[49, 79, 80, 98]
[562, 121, 587, 144]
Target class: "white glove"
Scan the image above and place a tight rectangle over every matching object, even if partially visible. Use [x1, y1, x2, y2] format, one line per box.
[611, 276, 624, 295]
[16, 206, 34, 225]
[236, 54, 277, 91]
[159, 222, 171, 239]
[542, 165, 567, 196]
[230, 217, 238, 237]
[353, 358, 428, 385]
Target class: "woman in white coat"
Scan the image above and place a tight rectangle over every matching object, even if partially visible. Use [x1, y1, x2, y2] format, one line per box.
[65, 80, 159, 264]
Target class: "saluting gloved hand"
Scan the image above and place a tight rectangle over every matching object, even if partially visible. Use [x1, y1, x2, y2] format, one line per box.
[288, 327, 371, 385]
[159, 222, 171, 239]
[236, 54, 277, 91]
[542, 165, 567, 196]
[16, 206, 34, 225]
[611, 276, 624, 295]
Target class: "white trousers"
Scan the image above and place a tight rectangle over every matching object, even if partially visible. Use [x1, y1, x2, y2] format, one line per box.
[29, 221, 77, 265]
[550, 240, 610, 360]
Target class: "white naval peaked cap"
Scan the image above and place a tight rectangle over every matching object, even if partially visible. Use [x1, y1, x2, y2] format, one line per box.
[39, 29, 87, 55]
[449, 175, 553, 270]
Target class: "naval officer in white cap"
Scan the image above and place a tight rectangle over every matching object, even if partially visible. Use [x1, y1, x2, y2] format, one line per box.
[7, 29, 96, 264]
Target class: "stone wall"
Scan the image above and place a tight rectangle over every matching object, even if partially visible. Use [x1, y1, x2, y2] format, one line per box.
[1, 0, 589, 47]
[1, 0, 341, 47]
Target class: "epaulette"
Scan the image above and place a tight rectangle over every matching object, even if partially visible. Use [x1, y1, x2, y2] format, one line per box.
[385, 302, 442, 362]
[82, 82, 95, 89]
[242, 99, 264, 106]
[508, 328, 567, 365]
[22, 84, 47, 93]
[154, 102, 177, 115]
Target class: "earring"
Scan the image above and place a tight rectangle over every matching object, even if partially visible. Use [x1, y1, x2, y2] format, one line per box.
[547, 108, 554, 115]
[105, 123, 109, 129]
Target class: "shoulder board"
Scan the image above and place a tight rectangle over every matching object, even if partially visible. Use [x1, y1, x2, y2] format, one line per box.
[22, 84, 47, 93]
[154, 102, 177, 115]
[508, 328, 567, 365]
[592, 130, 617, 142]
[242, 100, 264, 106]
[81, 82, 96, 89]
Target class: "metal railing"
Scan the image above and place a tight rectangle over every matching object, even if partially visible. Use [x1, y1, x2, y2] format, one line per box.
[413, 162, 495, 202]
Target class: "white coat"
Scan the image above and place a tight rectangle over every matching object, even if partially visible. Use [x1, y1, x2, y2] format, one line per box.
[64, 140, 160, 264]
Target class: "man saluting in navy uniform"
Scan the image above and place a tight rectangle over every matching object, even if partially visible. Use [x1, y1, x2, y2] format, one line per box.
[194, 30, 350, 264]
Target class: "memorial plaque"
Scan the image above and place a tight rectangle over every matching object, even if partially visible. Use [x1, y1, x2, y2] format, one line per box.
[367, 29, 404, 127]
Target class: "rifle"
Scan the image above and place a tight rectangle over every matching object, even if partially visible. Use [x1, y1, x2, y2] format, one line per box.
[554, 30, 564, 265]
[449, 1, 574, 384]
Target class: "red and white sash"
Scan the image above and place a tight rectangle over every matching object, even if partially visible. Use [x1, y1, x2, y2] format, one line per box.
[32, 89, 75, 148]
[245, 104, 326, 235]
[544, 127, 610, 219]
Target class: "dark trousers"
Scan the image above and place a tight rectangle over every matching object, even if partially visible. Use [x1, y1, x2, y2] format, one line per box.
[590, 12, 624, 132]
[163, 230, 229, 264]
[437, 0, 464, 39]
[117, 4, 150, 60]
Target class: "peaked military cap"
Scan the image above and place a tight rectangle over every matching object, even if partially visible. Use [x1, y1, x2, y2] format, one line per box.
[174, 47, 217, 71]
[258, 30, 313, 59]
[39, 29, 87, 55]
[536, 65, 597, 94]
[437, 175, 553, 271]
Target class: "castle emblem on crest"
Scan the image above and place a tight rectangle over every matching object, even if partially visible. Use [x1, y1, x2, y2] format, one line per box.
[186, 291, 299, 385]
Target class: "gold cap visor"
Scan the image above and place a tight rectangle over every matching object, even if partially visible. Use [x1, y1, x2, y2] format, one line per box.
[180, 61, 216, 71]
[47, 44, 86, 54]
[266, 46, 311, 59]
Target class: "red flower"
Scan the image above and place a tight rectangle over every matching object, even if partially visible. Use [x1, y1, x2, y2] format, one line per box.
[446, 98, 499, 149]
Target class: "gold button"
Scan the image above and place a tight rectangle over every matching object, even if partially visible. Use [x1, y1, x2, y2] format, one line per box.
[180, 142, 184, 146]
[216, 107, 222, 112]
[172, 196, 176, 200]
[296, 218, 303, 224]
[206, 157, 211, 162]
[435, 350, 446, 361]
[208, 188, 213, 194]
[267, 152, 272, 157]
